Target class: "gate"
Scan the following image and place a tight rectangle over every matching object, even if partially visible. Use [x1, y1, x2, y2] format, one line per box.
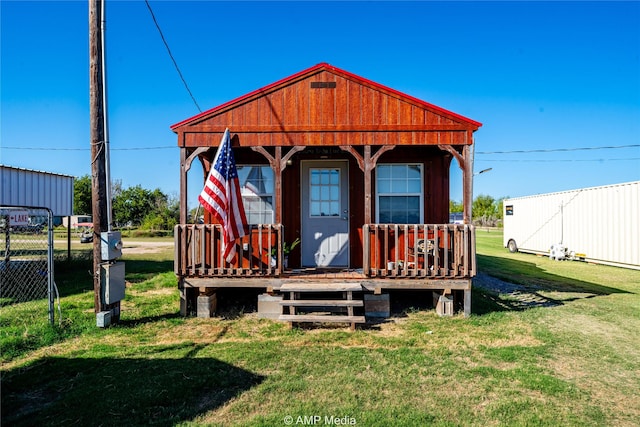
[1, 206, 56, 324]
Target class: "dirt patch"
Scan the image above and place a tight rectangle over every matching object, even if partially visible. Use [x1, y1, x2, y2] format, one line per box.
[473, 272, 560, 310]
[121, 240, 174, 255]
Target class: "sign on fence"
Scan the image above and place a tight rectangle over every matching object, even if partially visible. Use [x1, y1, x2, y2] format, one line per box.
[8, 210, 29, 226]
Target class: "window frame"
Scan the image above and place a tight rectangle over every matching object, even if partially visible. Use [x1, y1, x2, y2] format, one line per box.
[237, 164, 275, 225]
[375, 163, 424, 224]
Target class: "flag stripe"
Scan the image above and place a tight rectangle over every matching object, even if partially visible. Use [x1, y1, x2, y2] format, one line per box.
[202, 183, 228, 222]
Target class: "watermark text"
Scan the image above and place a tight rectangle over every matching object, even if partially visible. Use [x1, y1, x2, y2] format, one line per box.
[283, 414, 357, 425]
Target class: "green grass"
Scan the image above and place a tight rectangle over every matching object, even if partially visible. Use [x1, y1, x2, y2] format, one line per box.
[2, 231, 639, 426]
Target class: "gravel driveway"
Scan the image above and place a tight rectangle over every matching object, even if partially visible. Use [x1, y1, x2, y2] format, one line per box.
[121, 240, 174, 255]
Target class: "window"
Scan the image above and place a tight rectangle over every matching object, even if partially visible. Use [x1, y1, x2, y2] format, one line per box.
[309, 168, 340, 217]
[376, 164, 423, 224]
[238, 165, 274, 224]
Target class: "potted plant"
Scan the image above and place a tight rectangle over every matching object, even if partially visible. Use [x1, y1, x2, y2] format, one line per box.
[272, 237, 300, 268]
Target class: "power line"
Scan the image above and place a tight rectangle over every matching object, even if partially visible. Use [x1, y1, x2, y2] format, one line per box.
[144, 0, 202, 113]
[478, 158, 640, 163]
[476, 144, 640, 155]
[1, 146, 175, 151]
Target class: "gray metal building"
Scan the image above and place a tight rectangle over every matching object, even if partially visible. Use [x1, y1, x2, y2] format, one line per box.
[0, 165, 74, 216]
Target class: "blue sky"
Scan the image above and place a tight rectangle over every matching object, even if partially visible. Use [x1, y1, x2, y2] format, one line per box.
[2, 1, 639, 210]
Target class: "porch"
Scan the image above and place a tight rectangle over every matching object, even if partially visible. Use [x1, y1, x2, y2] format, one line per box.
[174, 223, 475, 316]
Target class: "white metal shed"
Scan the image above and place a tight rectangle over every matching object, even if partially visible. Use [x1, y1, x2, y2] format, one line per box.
[0, 165, 74, 216]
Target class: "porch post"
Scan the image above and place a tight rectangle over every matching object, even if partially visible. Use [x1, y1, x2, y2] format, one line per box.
[274, 147, 283, 223]
[179, 145, 211, 317]
[179, 147, 188, 225]
[363, 146, 373, 224]
[464, 284, 472, 317]
[178, 147, 190, 316]
[462, 144, 473, 225]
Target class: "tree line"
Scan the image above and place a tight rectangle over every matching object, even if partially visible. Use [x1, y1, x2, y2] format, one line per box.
[73, 175, 179, 230]
[450, 195, 505, 227]
[75, 174, 505, 230]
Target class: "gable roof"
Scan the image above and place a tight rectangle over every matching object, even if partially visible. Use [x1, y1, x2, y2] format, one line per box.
[171, 63, 482, 131]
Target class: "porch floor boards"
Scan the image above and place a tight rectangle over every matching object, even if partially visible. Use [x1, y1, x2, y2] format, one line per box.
[282, 268, 366, 280]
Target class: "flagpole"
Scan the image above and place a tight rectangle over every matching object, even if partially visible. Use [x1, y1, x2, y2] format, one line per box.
[194, 205, 201, 224]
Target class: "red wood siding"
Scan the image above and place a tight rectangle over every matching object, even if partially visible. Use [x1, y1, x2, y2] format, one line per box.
[175, 66, 479, 148]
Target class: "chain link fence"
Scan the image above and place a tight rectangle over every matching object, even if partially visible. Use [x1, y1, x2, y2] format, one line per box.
[1, 206, 55, 324]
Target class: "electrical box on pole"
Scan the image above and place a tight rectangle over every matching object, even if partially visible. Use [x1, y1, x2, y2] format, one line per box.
[97, 225, 125, 328]
[101, 261, 125, 304]
[101, 231, 122, 260]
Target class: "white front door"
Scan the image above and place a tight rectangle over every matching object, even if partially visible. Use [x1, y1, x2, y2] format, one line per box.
[301, 161, 349, 267]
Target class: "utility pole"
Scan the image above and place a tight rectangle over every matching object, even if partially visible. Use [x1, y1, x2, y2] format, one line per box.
[89, 0, 124, 326]
[89, 0, 107, 314]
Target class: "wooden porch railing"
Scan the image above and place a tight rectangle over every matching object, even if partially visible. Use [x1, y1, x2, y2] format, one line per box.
[175, 223, 475, 280]
[363, 224, 476, 278]
[174, 224, 283, 277]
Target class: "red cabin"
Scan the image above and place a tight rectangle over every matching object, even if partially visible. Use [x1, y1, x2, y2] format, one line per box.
[172, 63, 481, 324]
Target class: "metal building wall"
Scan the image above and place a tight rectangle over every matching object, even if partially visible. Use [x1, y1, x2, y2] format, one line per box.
[0, 165, 74, 216]
[503, 181, 640, 270]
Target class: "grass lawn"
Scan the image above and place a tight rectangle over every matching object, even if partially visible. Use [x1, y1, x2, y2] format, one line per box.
[2, 230, 639, 426]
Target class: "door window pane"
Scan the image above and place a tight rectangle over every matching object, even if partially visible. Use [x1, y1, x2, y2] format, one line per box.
[310, 168, 340, 217]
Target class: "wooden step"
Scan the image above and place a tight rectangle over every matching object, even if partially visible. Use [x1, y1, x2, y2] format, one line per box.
[279, 314, 366, 324]
[280, 299, 364, 307]
[280, 282, 363, 292]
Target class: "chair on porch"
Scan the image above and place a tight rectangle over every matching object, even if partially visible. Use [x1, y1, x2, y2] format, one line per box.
[406, 238, 435, 270]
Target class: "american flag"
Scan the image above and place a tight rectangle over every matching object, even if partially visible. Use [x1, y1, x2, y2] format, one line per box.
[198, 128, 248, 263]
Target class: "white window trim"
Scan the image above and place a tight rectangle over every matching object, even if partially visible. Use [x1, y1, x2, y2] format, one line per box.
[238, 164, 275, 224]
[375, 163, 424, 224]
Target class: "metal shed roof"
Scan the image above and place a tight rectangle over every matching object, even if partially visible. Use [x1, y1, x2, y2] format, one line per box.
[0, 165, 74, 216]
